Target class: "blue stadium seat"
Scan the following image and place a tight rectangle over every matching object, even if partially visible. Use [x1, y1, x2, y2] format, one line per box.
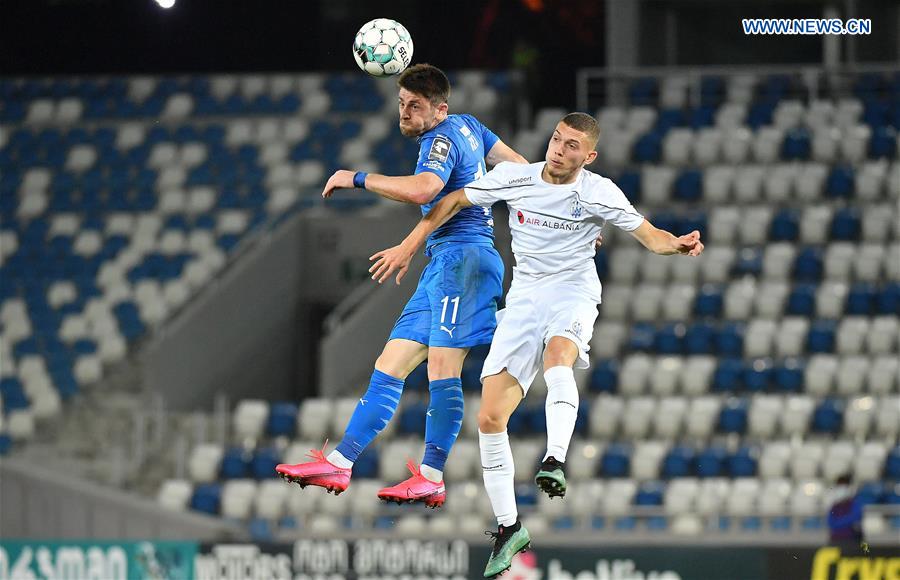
[248, 518, 273, 541]
[662, 446, 695, 478]
[656, 109, 686, 134]
[696, 446, 728, 478]
[825, 165, 854, 198]
[811, 399, 843, 433]
[405, 362, 428, 390]
[743, 358, 773, 392]
[685, 322, 716, 354]
[830, 208, 861, 241]
[633, 132, 662, 163]
[655, 323, 684, 354]
[553, 516, 576, 530]
[353, 447, 379, 479]
[727, 447, 757, 477]
[793, 248, 823, 281]
[807, 320, 837, 352]
[628, 323, 656, 352]
[746, 101, 776, 129]
[190, 483, 222, 515]
[673, 170, 702, 202]
[635, 481, 665, 506]
[774, 358, 805, 392]
[590, 360, 618, 393]
[601, 444, 631, 477]
[884, 447, 900, 479]
[878, 283, 900, 315]
[251, 448, 281, 479]
[786, 284, 816, 316]
[769, 209, 800, 241]
[695, 285, 724, 318]
[266, 403, 298, 437]
[781, 127, 811, 160]
[615, 170, 641, 203]
[846, 283, 877, 315]
[594, 251, 609, 278]
[732, 248, 763, 277]
[869, 126, 897, 159]
[220, 447, 251, 479]
[0, 378, 30, 410]
[689, 106, 716, 128]
[713, 358, 743, 392]
[700, 76, 725, 106]
[718, 399, 748, 434]
[514, 483, 538, 507]
[716, 322, 745, 357]
[0, 434, 12, 455]
[398, 401, 427, 435]
[629, 77, 658, 106]
[770, 516, 792, 532]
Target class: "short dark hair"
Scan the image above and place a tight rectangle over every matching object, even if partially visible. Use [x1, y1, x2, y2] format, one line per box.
[561, 112, 600, 148]
[398, 63, 451, 106]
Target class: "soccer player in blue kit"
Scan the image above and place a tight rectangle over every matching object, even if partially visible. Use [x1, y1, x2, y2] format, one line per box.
[277, 64, 527, 507]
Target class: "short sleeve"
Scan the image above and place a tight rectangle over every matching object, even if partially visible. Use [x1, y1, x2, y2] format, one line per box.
[464, 162, 517, 207]
[480, 119, 500, 154]
[415, 132, 459, 184]
[583, 178, 645, 232]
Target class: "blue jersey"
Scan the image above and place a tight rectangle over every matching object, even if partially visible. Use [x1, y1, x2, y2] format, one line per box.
[414, 114, 499, 252]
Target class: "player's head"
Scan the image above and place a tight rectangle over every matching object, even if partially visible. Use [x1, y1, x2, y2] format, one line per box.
[397, 63, 451, 137]
[544, 112, 600, 179]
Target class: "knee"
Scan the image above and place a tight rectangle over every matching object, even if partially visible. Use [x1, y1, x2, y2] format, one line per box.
[478, 408, 508, 433]
[426, 353, 464, 381]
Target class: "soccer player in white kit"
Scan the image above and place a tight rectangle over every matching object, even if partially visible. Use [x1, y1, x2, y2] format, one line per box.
[369, 113, 705, 578]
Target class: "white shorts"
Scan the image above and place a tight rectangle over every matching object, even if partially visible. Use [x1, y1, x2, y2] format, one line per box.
[480, 268, 601, 395]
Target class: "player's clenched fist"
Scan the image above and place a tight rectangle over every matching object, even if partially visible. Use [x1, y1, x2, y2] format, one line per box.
[321, 169, 356, 198]
[674, 230, 704, 257]
[369, 244, 415, 285]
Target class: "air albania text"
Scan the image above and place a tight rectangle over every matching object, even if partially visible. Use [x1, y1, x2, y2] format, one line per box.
[194, 539, 469, 580]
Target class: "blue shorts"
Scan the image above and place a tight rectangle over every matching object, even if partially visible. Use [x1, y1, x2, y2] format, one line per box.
[389, 243, 504, 348]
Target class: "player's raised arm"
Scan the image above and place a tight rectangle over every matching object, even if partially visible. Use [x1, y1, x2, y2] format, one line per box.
[369, 189, 474, 284]
[629, 219, 705, 257]
[321, 170, 444, 204]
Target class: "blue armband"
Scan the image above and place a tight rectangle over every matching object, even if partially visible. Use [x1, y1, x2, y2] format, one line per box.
[353, 171, 368, 188]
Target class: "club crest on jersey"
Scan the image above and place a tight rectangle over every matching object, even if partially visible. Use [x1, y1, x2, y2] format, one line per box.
[428, 136, 452, 163]
[566, 321, 583, 338]
[569, 199, 584, 219]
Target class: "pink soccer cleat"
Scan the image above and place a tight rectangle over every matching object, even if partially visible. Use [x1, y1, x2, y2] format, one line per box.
[275, 443, 351, 495]
[377, 460, 446, 508]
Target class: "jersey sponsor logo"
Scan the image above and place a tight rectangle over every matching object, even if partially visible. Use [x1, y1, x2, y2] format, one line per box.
[439, 325, 456, 337]
[422, 159, 446, 171]
[570, 199, 584, 218]
[428, 136, 452, 162]
[520, 213, 583, 231]
[508, 176, 532, 185]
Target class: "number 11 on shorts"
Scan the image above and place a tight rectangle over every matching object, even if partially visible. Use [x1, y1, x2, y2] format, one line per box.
[440, 295, 460, 324]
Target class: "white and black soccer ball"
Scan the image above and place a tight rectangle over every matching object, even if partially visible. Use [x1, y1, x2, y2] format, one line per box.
[353, 18, 413, 77]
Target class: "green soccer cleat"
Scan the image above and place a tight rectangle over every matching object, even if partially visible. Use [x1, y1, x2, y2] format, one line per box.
[483, 523, 531, 578]
[534, 456, 567, 498]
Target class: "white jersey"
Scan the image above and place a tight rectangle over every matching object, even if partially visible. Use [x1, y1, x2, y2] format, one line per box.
[464, 161, 644, 279]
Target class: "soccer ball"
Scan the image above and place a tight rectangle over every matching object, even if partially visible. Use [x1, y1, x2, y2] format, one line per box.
[353, 18, 413, 77]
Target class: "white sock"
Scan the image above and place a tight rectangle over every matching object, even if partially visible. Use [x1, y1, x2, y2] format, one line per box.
[479, 430, 517, 527]
[326, 450, 353, 469]
[543, 365, 578, 463]
[420, 464, 443, 483]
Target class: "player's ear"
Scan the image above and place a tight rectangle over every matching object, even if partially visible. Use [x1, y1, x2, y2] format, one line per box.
[584, 150, 598, 166]
[437, 101, 449, 116]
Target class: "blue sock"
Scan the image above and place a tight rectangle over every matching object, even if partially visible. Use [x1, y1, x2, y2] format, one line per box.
[422, 377, 464, 472]
[335, 369, 404, 463]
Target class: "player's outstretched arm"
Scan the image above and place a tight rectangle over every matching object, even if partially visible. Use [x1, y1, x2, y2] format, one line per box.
[485, 140, 528, 165]
[629, 220, 705, 257]
[369, 189, 474, 284]
[321, 169, 444, 205]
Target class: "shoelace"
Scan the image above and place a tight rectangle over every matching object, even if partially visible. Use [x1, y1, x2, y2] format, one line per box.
[485, 528, 511, 556]
[304, 439, 332, 464]
[404, 459, 423, 478]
